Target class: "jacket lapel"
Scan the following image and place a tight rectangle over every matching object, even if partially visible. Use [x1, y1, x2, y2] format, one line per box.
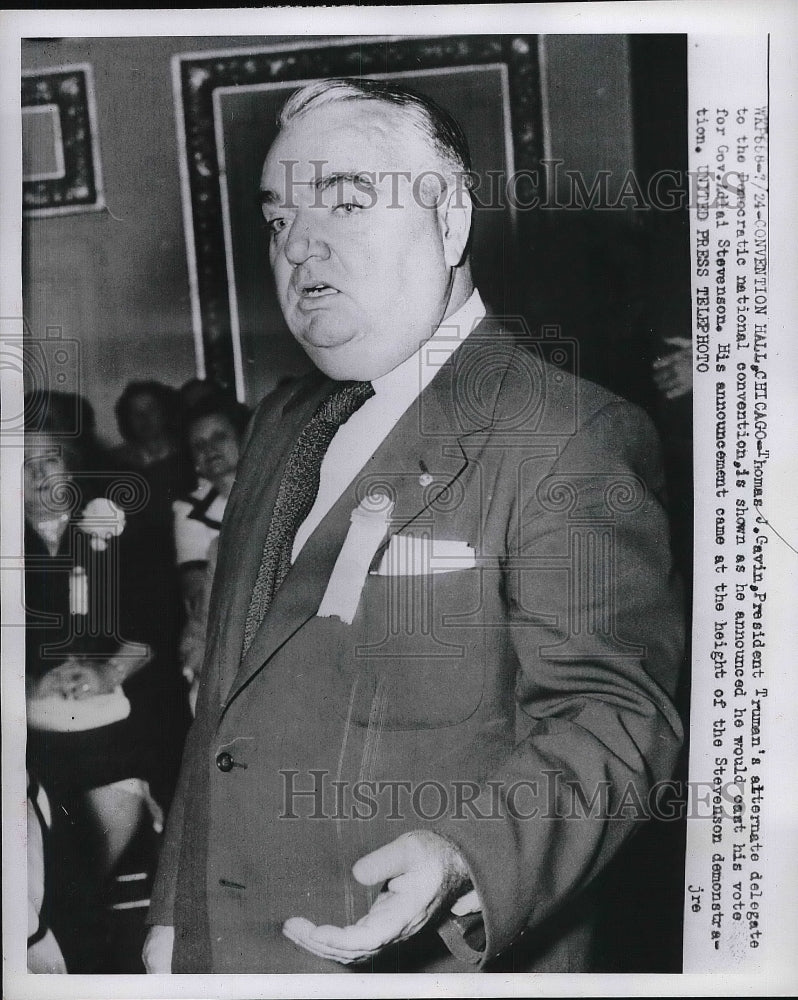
[220, 319, 507, 711]
[209, 372, 333, 705]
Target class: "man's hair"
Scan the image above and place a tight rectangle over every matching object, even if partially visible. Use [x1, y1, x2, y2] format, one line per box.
[278, 77, 473, 183]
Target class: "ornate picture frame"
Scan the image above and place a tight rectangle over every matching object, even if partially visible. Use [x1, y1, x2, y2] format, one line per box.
[22, 63, 105, 217]
[173, 35, 545, 398]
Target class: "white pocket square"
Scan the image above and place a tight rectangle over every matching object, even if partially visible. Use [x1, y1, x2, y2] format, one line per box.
[372, 535, 476, 576]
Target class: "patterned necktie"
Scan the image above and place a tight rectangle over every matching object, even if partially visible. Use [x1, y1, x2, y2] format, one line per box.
[241, 379, 375, 657]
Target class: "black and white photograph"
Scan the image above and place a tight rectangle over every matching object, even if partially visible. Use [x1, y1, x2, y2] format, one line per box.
[2, 5, 796, 998]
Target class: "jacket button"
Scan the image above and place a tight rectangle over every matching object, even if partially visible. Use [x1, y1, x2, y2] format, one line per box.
[216, 751, 234, 772]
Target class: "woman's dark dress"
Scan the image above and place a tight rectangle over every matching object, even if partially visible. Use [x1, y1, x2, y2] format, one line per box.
[25, 514, 190, 807]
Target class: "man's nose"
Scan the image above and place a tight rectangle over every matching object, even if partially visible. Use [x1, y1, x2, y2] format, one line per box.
[283, 214, 330, 267]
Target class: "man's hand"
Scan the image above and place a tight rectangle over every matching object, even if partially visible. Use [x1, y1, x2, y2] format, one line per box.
[652, 336, 693, 400]
[30, 660, 112, 700]
[282, 830, 475, 965]
[142, 924, 174, 973]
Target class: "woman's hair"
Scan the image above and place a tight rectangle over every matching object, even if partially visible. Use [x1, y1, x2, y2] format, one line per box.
[179, 377, 227, 413]
[24, 390, 96, 474]
[183, 394, 251, 445]
[114, 380, 180, 443]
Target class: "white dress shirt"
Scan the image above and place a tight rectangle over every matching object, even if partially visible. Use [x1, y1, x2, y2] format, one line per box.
[291, 289, 486, 561]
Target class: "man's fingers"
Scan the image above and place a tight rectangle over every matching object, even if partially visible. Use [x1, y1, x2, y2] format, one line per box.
[351, 834, 414, 886]
[283, 887, 427, 964]
[285, 832, 464, 964]
[300, 921, 386, 952]
[285, 898, 410, 953]
[282, 917, 380, 963]
[142, 925, 174, 973]
[450, 887, 482, 916]
[143, 783, 165, 834]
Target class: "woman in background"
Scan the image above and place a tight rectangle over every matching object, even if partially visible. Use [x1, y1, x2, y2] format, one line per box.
[111, 379, 192, 598]
[109, 380, 194, 787]
[25, 401, 156, 861]
[173, 395, 249, 711]
[24, 393, 190, 968]
[112, 381, 182, 476]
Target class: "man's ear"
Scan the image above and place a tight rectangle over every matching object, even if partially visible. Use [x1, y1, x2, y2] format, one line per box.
[438, 179, 473, 268]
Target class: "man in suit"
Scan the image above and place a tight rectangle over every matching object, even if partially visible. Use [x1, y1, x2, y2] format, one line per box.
[145, 78, 684, 974]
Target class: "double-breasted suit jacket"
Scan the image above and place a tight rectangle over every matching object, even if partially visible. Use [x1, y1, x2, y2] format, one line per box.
[149, 319, 684, 973]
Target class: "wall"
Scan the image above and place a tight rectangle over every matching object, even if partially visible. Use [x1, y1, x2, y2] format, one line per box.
[22, 35, 314, 444]
[544, 34, 635, 201]
[22, 34, 636, 444]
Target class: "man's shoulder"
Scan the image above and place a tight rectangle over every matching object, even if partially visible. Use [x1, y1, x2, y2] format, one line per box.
[241, 369, 329, 448]
[252, 370, 328, 419]
[455, 316, 628, 435]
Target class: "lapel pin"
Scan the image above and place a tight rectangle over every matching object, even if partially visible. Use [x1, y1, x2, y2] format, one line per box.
[418, 460, 433, 488]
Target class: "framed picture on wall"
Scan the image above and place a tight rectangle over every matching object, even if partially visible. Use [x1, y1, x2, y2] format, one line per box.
[21, 63, 105, 217]
[172, 35, 546, 403]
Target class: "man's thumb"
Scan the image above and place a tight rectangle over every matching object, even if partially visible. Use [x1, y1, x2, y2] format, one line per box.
[351, 835, 412, 886]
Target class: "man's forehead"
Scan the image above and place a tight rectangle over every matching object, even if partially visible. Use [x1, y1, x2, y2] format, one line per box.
[261, 102, 426, 191]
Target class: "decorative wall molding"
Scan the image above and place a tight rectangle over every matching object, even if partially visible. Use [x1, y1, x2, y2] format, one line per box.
[173, 35, 543, 392]
[22, 63, 104, 217]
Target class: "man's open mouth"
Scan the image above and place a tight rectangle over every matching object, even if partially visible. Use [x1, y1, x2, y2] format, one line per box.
[300, 282, 338, 298]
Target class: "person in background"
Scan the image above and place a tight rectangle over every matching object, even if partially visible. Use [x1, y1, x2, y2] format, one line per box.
[110, 380, 193, 764]
[27, 773, 67, 973]
[173, 395, 250, 710]
[652, 335, 693, 402]
[24, 392, 177, 969]
[651, 333, 693, 595]
[178, 376, 229, 415]
[111, 380, 191, 544]
[113, 381, 181, 473]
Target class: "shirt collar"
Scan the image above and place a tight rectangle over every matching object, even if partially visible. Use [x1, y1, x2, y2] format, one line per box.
[372, 289, 486, 399]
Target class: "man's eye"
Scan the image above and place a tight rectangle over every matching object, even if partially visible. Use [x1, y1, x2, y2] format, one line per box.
[333, 202, 363, 215]
[264, 217, 288, 237]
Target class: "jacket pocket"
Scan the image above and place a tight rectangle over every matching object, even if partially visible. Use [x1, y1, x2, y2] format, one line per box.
[333, 566, 487, 730]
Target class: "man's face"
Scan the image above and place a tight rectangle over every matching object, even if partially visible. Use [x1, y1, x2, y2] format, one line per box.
[260, 102, 467, 381]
